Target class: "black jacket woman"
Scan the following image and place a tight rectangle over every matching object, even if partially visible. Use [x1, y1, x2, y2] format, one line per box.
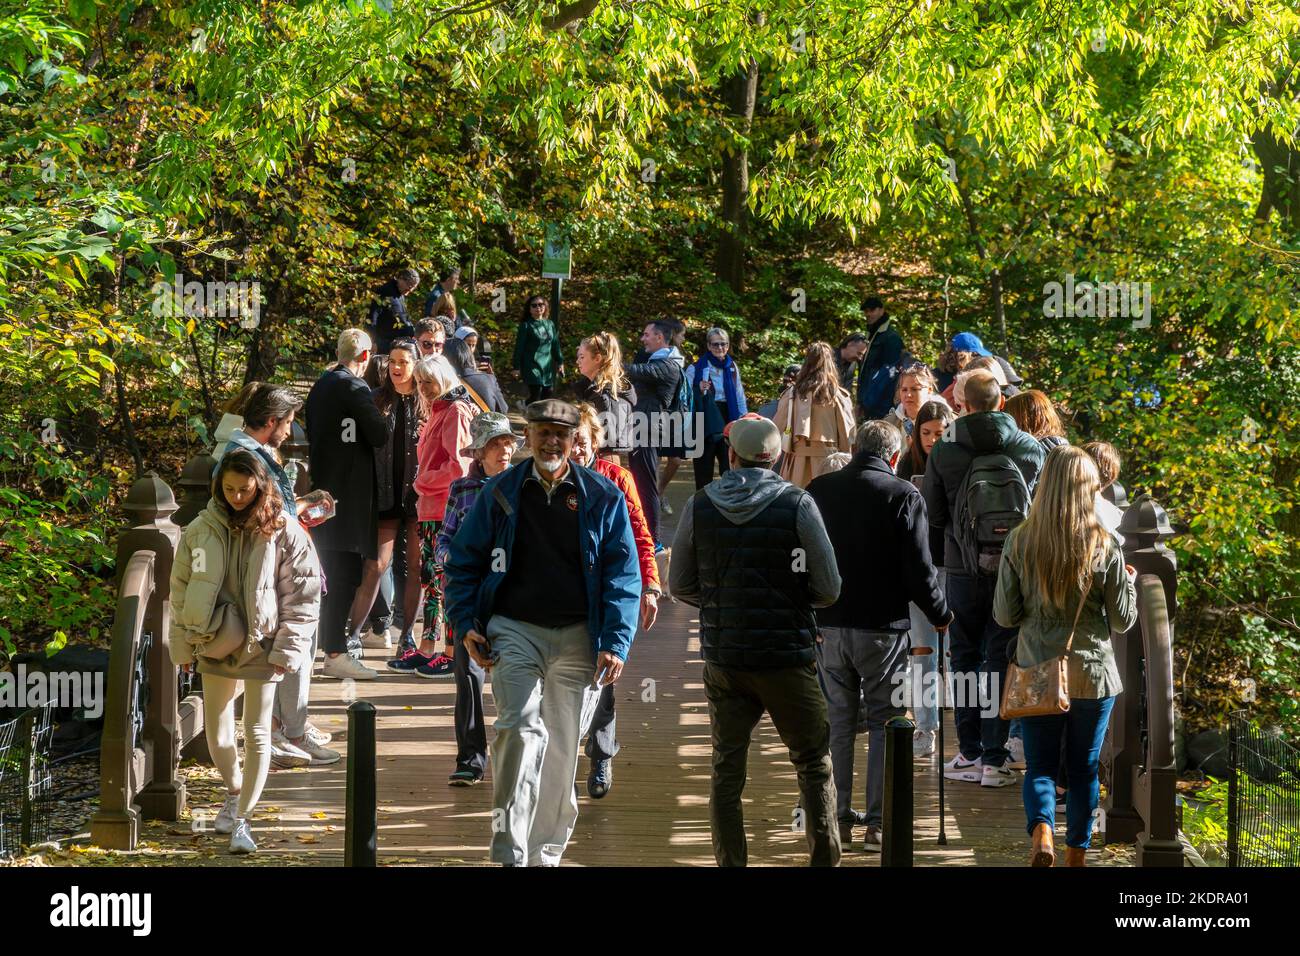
[345, 339, 428, 657]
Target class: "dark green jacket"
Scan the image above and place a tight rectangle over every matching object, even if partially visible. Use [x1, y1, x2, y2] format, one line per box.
[513, 318, 563, 387]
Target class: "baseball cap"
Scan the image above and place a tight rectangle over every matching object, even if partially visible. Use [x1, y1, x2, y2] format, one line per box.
[726, 416, 781, 464]
[950, 332, 992, 357]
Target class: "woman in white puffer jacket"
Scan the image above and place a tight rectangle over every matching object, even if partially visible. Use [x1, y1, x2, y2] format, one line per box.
[170, 449, 321, 854]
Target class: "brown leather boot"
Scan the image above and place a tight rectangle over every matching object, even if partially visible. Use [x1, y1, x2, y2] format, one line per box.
[1065, 846, 1087, 867]
[1030, 823, 1055, 867]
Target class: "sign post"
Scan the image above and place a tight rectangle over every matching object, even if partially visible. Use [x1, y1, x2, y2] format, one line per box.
[542, 222, 571, 331]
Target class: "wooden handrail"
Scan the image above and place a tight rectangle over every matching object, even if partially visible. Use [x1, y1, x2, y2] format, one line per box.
[89, 550, 155, 850]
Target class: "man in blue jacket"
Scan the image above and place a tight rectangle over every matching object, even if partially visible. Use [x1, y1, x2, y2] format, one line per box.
[856, 296, 905, 420]
[444, 399, 641, 867]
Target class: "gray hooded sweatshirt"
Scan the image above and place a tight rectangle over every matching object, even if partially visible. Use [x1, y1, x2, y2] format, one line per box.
[669, 467, 841, 609]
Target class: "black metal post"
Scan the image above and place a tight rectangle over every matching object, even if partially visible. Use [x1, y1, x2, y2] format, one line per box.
[1227, 713, 1239, 868]
[882, 714, 915, 866]
[345, 701, 377, 867]
[550, 277, 562, 336]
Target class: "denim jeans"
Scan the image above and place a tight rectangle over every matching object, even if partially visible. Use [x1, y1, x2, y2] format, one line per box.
[945, 571, 1016, 767]
[908, 568, 947, 733]
[1021, 695, 1116, 848]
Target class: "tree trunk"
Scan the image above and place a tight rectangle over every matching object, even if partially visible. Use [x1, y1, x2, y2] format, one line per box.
[715, 52, 759, 295]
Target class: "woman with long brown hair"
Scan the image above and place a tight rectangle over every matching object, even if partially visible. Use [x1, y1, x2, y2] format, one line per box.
[1005, 389, 1068, 453]
[169, 450, 320, 854]
[993, 445, 1138, 867]
[347, 338, 429, 658]
[775, 342, 855, 488]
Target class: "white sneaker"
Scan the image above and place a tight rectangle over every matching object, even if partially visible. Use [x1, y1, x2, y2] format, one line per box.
[662, 501, 674, 515]
[913, 729, 936, 758]
[271, 729, 311, 768]
[361, 627, 393, 650]
[229, 818, 257, 854]
[981, 764, 1019, 788]
[304, 722, 332, 747]
[297, 737, 341, 765]
[321, 654, 378, 680]
[943, 754, 983, 782]
[1007, 736, 1027, 770]
[214, 794, 240, 834]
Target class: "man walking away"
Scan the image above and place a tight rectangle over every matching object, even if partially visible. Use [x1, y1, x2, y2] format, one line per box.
[921, 370, 1044, 787]
[856, 297, 904, 421]
[305, 329, 389, 680]
[368, 267, 419, 354]
[625, 320, 684, 548]
[670, 416, 843, 867]
[806, 421, 951, 850]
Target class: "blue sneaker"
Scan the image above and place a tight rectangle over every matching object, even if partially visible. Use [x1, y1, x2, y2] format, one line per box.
[387, 648, 433, 672]
[653, 542, 665, 556]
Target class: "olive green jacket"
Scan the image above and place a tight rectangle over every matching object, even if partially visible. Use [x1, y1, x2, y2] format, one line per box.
[992, 526, 1138, 699]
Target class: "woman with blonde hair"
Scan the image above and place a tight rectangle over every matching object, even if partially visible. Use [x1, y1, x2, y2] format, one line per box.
[775, 342, 855, 488]
[884, 363, 947, 442]
[388, 354, 478, 677]
[993, 444, 1138, 867]
[569, 331, 637, 462]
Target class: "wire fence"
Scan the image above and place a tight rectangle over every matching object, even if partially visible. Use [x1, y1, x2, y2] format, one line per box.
[1227, 711, 1300, 867]
[0, 703, 55, 858]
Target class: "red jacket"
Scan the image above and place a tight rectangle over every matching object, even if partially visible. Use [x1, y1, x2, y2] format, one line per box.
[414, 397, 476, 522]
[593, 456, 660, 591]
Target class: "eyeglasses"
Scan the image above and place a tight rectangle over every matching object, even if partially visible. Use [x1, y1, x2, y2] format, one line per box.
[418, 338, 443, 353]
[708, 340, 728, 349]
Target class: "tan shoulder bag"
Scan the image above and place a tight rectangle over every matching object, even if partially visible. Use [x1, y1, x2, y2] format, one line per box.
[1000, 576, 1090, 719]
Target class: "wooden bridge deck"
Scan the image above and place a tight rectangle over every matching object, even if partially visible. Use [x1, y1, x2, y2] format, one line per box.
[106, 473, 1135, 867]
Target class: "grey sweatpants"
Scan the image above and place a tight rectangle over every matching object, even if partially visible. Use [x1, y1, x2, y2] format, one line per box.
[816, 626, 909, 828]
[487, 614, 594, 867]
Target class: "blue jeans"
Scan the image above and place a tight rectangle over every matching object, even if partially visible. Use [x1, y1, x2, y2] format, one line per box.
[908, 570, 947, 732]
[1021, 695, 1116, 848]
[945, 571, 1016, 767]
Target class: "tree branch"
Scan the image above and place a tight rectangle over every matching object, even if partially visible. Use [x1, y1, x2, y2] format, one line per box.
[542, 0, 601, 31]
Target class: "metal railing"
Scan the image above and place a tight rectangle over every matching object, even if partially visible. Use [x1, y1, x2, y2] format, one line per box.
[0, 703, 54, 857]
[1227, 712, 1300, 867]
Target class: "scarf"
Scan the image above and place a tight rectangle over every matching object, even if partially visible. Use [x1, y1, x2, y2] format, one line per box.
[695, 352, 741, 424]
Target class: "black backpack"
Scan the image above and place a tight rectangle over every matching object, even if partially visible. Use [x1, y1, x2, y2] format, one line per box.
[953, 452, 1032, 576]
[605, 389, 637, 452]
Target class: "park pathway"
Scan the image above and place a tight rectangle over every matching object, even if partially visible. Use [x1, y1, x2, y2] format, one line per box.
[96, 470, 1133, 867]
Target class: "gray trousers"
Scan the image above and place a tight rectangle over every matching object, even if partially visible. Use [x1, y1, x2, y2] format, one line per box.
[274, 627, 317, 739]
[584, 683, 619, 761]
[487, 614, 593, 867]
[816, 626, 909, 828]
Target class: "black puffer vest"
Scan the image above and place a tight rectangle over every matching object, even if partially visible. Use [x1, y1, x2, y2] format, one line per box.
[692, 485, 819, 669]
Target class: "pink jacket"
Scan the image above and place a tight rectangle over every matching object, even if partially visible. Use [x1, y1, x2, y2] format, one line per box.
[414, 398, 476, 522]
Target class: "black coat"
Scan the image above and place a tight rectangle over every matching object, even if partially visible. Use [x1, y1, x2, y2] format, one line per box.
[921, 410, 1045, 572]
[625, 355, 681, 415]
[305, 366, 388, 558]
[563, 376, 638, 451]
[366, 279, 413, 346]
[462, 370, 510, 414]
[806, 453, 950, 631]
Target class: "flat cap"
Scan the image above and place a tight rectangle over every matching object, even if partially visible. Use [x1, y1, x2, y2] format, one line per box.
[525, 399, 580, 428]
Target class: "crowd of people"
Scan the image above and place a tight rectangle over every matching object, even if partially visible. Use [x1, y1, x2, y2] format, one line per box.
[167, 268, 1138, 869]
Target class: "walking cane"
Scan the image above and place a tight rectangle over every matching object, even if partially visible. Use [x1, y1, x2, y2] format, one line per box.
[937, 631, 948, 846]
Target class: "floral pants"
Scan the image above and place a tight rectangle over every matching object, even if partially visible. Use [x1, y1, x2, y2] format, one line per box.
[419, 519, 445, 637]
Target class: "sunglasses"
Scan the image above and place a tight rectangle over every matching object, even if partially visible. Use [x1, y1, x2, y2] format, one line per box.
[708, 340, 728, 348]
[529, 301, 547, 309]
